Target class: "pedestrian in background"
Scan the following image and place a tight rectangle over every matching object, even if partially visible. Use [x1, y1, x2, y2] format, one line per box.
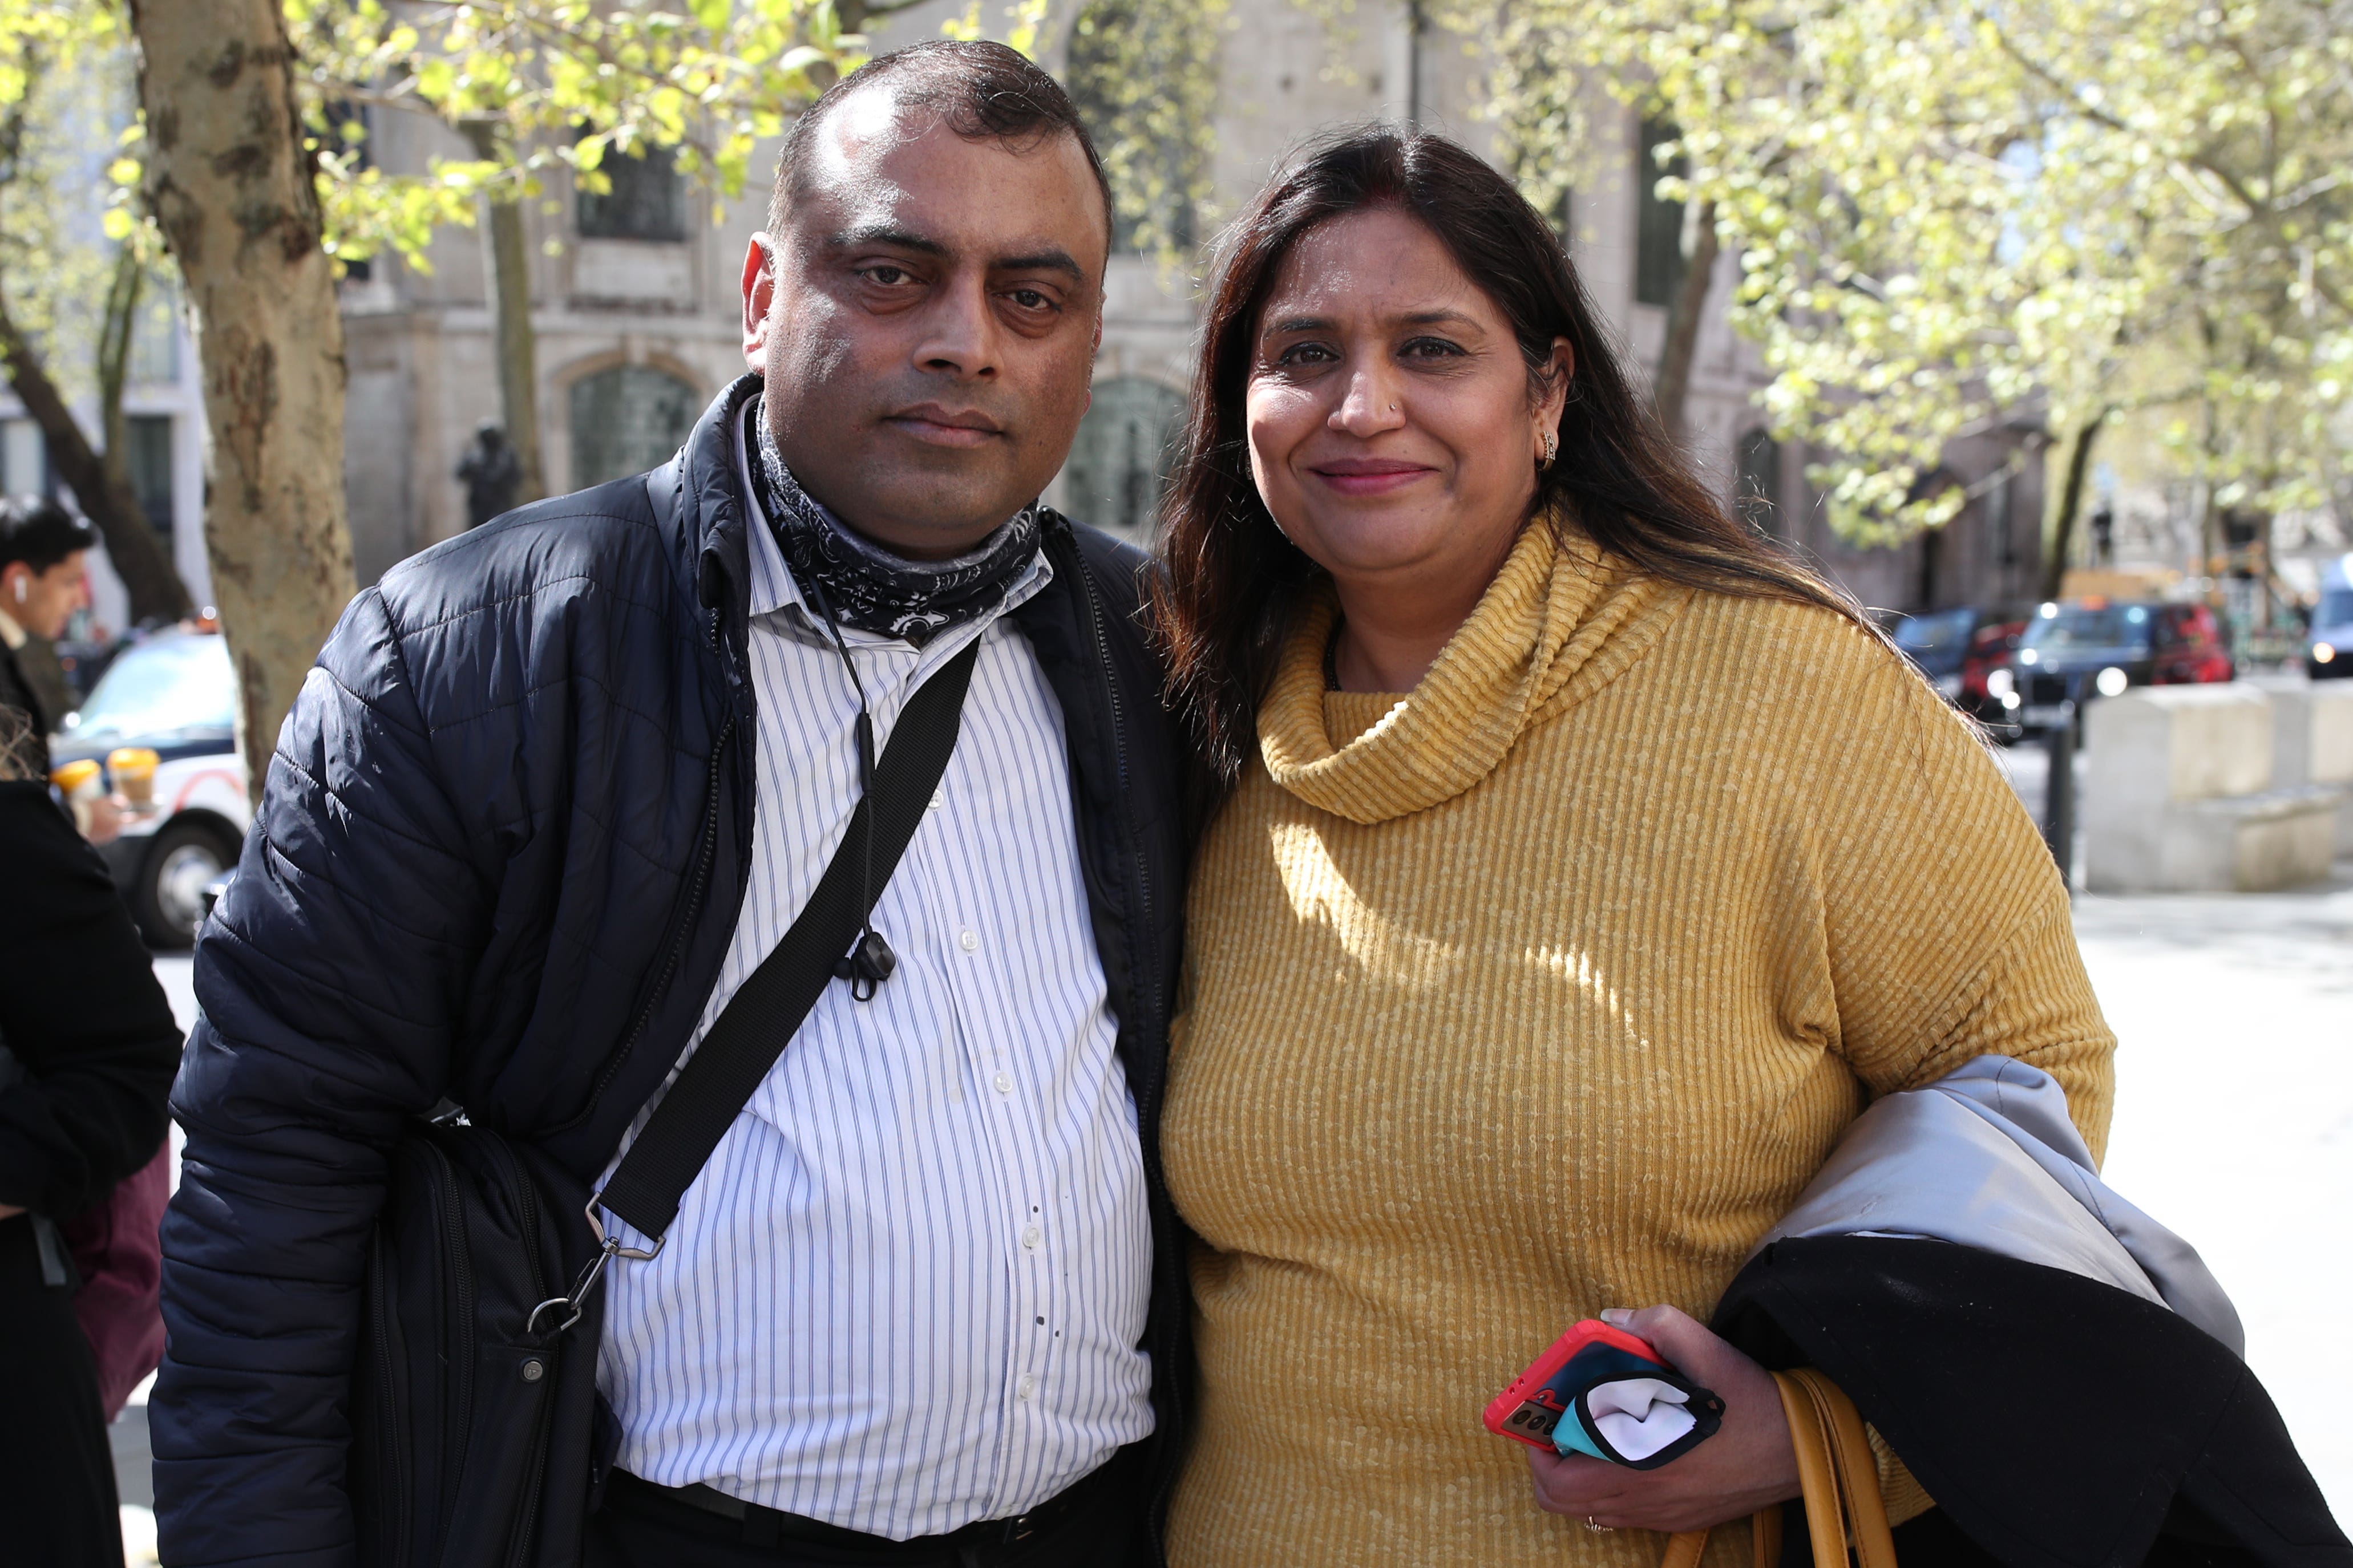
[0, 727, 183, 1566]
[0, 496, 128, 842]
[155, 39, 1190, 1568]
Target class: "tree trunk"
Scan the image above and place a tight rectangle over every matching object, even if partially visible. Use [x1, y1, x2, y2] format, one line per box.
[2042, 409, 2108, 601]
[462, 121, 545, 505]
[98, 246, 141, 505]
[1652, 198, 1719, 441]
[129, 0, 355, 795]
[0, 283, 192, 625]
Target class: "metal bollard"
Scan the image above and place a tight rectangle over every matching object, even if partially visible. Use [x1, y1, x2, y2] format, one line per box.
[2042, 699, 2076, 890]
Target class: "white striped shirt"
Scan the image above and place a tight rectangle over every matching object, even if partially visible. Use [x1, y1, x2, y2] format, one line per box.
[594, 411, 1155, 1538]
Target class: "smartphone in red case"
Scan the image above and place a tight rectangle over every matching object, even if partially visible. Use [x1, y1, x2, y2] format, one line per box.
[1484, 1319, 1724, 1468]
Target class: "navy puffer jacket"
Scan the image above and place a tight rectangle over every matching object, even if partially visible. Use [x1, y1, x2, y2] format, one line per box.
[153, 376, 1191, 1567]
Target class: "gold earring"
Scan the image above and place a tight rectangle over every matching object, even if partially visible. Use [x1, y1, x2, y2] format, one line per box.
[1539, 431, 1559, 469]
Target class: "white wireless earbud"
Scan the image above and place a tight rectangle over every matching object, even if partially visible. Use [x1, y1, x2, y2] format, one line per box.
[10, 576, 23, 603]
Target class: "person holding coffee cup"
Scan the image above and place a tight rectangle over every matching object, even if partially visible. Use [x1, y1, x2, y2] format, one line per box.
[1, 498, 128, 844]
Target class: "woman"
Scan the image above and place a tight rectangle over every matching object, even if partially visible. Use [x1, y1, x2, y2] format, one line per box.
[1151, 129, 2115, 1565]
[0, 716, 183, 1566]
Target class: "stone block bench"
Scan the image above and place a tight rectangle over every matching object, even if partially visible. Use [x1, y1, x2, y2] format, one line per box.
[2084, 683, 2343, 892]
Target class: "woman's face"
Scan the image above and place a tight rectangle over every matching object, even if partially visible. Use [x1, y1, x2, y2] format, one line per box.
[1244, 206, 1568, 587]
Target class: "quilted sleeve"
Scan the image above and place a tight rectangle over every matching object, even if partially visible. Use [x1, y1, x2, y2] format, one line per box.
[151, 589, 486, 1568]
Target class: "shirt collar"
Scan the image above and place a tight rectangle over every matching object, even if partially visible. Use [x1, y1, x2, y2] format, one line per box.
[0, 607, 26, 653]
[732, 397, 1050, 641]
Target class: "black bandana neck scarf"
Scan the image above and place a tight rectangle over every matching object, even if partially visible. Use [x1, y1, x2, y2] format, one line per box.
[750, 399, 1042, 647]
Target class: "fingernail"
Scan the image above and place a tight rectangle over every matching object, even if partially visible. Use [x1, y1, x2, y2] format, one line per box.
[1599, 1308, 1633, 1326]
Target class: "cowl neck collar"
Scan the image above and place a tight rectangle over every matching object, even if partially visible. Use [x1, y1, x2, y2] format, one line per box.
[1258, 516, 1687, 825]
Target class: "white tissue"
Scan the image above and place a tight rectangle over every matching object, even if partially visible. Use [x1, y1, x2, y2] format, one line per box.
[1588, 1376, 1696, 1461]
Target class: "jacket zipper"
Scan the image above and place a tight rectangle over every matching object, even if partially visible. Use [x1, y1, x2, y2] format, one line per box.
[482, 1132, 556, 1568]
[422, 1141, 477, 1539]
[369, 1223, 413, 1566]
[1067, 541, 1183, 1562]
[1070, 547, 1163, 1063]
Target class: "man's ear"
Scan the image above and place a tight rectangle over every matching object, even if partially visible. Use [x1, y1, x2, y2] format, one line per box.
[742, 234, 778, 370]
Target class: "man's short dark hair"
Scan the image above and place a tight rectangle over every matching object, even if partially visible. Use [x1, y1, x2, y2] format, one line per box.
[0, 496, 96, 574]
[767, 39, 1113, 251]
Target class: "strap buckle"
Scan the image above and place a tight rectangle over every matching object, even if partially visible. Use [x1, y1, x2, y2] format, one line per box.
[523, 1192, 665, 1338]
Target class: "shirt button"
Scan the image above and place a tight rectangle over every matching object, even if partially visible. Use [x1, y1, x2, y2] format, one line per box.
[994, 1071, 1014, 1096]
[1021, 1223, 1041, 1251]
[929, 785, 945, 811]
[959, 928, 979, 953]
[1017, 1375, 1036, 1401]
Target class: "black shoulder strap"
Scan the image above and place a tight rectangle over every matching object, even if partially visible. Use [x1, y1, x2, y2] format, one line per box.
[591, 635, 982, 1250]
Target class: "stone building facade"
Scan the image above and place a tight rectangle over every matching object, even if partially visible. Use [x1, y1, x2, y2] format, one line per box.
[339, 0, 2045, 618]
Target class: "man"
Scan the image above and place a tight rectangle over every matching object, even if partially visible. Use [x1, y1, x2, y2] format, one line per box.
[0, 499, 125, 841]
[154, 40, 1189, 1568]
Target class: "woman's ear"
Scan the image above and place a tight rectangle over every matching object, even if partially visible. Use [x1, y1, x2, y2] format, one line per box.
[1539, 335, 1574, 427]
[1534, 337, 1574, 465]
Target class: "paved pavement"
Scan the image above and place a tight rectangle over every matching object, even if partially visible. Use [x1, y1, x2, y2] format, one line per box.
[130, 818, 2353, 1549]
[122, 957, 194, 1567]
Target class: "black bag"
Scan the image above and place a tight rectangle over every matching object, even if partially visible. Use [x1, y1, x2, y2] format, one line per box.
[349, 638, 981, 1567]
[350, 1119, 604, 1568]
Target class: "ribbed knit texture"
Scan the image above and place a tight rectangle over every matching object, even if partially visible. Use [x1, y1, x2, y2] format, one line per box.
[1161, 520, 2116, 1567]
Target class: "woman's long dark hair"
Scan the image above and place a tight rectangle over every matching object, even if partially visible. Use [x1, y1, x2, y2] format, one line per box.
[1151, 127, 1874, 789]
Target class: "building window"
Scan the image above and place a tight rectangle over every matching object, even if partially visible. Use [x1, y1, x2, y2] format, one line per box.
[570, 365, 699, 489]
[127, 286, 180, 385]
[577, 143, 685, 243]
[1060, 378, 1184, 539]
[325, 102, 374, 282]
[1634, 118, 1687, 308]
[1065, 0, 1216, 253]
[1, 418, 46, 497]
[1986, 468, 2015, 566]
[1736, 427, 1781, 536]
[127, 415, 173, 537]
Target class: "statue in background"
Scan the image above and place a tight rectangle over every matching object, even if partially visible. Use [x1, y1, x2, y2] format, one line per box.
[455, 420, 523, 529]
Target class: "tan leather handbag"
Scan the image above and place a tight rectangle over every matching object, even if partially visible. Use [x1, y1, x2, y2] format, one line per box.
[1660, 1370, 1897, 1568]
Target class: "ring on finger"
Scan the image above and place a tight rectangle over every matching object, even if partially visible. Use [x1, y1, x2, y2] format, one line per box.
[1584, 1517, 1616, 1534]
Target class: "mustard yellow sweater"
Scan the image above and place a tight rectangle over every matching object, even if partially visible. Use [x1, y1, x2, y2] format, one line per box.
[1161, 521, 2116, 1568]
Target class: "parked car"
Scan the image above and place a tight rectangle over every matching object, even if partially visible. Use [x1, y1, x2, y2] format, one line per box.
[48, 630, 250, 948]
[1958, 616, 2029, 730]
[1892, 605, 2030, 730]
[2008, 598, 2234, 734]
[2309, 555, 2353, 679]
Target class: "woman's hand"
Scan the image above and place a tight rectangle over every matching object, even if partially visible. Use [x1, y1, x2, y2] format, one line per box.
[1526, 1305, 1800, 1533]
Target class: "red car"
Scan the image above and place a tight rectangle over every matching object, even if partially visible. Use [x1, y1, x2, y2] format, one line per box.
[1893, 606, 2033, 731]
[1959, 617, 2029, 726]
[2007, 599, 2234, 733]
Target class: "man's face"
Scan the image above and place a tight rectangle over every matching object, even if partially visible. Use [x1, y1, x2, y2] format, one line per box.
[742, 92, 1109, 559]
[3, 552, 88, 640]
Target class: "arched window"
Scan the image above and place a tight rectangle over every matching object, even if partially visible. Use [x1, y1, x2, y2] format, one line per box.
[1735, 427, 1781, 536]
[1060, 378, 1184, 539]
[569, 365, 698, 489]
